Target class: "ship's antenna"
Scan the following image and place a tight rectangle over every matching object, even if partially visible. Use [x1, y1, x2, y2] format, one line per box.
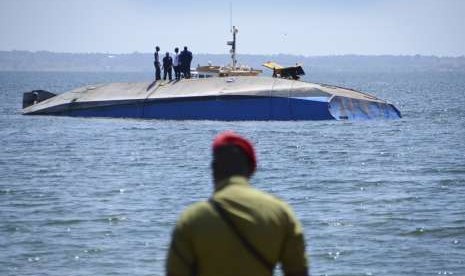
[227, 3, 238, 70]
[227, 26, 238, 70]
[226, 3, 238, 69]
[233, 26, 238, 69]
[229, 2, 233, 32]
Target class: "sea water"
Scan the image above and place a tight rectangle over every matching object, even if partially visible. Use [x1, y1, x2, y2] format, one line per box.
[0, 71, 464, 276]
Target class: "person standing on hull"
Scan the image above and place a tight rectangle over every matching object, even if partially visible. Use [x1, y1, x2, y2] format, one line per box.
[163, 52, 173, 81]
[178, 48, 186, 79]
[180, 46, 193, 78]
[154, 46, 161, 81]
[173, 48, 181, 80]
[166, 131, 309, 276]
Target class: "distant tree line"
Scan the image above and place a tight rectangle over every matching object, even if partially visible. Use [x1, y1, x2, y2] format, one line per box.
[1, 50, 464, 73]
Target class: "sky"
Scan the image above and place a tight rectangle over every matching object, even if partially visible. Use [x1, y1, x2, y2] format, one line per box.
[0, 0, 464, 56]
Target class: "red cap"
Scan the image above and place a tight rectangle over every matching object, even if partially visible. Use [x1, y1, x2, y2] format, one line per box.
[212, 131, 257, 173]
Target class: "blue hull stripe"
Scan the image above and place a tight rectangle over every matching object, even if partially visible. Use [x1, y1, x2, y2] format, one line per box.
[64, 96, 334, 121]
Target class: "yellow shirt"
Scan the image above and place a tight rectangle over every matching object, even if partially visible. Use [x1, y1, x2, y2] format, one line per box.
[166, 176, 309, 276]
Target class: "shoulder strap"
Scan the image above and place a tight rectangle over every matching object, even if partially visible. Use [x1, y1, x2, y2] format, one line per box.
[209, 199, 274, 272]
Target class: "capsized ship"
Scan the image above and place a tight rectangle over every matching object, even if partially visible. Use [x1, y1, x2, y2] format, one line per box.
[22, 27, 401, 121]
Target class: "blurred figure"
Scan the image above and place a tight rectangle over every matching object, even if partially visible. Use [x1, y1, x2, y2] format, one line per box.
[166, 131, 309, 276]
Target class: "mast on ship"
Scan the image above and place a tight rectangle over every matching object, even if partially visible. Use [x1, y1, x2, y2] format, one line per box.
[196, 22, 262, 77]
[227, 26, 238, 70]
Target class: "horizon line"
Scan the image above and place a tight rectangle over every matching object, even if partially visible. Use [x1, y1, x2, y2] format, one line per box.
[1, 50, 464, 59]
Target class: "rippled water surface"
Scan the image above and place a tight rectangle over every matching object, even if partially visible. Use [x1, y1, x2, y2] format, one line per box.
[1, 71, 464, 276]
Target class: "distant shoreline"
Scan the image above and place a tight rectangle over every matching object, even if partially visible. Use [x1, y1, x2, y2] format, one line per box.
[2, 50, 464, 58]
[1, 51, 464, 73]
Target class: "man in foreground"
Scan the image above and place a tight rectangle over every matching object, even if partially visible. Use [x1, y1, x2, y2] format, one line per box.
[166, 131, 309, 276]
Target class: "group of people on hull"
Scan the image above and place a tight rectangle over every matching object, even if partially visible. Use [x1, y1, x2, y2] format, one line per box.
[154, 46, 193, 81]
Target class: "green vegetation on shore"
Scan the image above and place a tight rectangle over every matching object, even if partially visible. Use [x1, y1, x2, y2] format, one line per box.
[1, 51, 464, 73]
